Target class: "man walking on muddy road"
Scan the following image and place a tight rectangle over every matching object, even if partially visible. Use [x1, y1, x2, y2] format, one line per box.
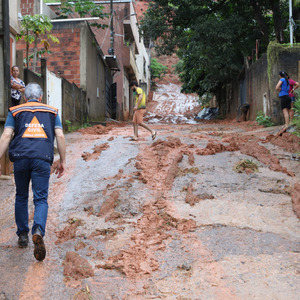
[130, 80, 157, 141]
[0, 82, 66, 261]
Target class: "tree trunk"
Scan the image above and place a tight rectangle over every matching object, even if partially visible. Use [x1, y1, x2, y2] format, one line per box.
[249, 0, 270, 45]
[269, 0, 284, 43]
[33, 37, 38, 73]
[26, 29, 29, 69]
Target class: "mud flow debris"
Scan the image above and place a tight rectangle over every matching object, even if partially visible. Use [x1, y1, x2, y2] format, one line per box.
[0, 80, 299, 299]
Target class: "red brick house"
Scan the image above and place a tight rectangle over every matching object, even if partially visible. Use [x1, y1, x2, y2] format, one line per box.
[17, 0, 151, 121]
[17, 0, 114, 121]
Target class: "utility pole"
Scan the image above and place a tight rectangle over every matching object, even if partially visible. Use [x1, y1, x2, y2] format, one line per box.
[108, 0, 114, 55]
[289, 0, 293, 45]
[0, 0, 11, 174]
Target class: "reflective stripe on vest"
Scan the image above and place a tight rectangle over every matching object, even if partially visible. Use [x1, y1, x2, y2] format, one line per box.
[9, 102, 58, 117]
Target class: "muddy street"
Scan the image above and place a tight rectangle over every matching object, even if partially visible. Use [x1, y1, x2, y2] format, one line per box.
[0, 83, 300, 300]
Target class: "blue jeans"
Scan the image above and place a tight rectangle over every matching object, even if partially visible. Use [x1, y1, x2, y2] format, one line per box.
[14, 158, 51, 236]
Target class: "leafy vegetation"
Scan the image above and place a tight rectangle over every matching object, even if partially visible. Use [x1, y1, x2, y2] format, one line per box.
[150, 58, 168, 83]
[56, 0, 108, 28]
[256, 111, 274, 127]
[65, 120, 92, 132]
[267, 41, 300, 86]
[233, 159, 258, 173]
[17, 14, 59, 71]
[292, 99, 300, 137]
[139, 0, 292, 97]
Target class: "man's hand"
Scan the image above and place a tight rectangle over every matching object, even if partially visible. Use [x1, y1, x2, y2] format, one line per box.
[0, 128, 14, 177]
[54, 128, 66, 179]
[55, 161, 65, 178]
[133, 105, 138, 111]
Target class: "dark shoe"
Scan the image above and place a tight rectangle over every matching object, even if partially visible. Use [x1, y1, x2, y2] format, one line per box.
[32, 228, 46, 261]
[18, 232, 29, 248]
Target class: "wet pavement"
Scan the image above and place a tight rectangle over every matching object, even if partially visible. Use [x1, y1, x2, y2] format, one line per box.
[0, 83, 299, 299]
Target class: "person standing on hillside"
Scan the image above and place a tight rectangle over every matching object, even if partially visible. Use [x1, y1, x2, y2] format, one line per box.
[276, 71, 292, 129]
[129, 80, 157, 141]
[11, 65, 25, 107]
[0, 82, 66, 261]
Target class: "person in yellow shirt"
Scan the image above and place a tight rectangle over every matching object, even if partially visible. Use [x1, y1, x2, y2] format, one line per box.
[129, 81, 157, 141]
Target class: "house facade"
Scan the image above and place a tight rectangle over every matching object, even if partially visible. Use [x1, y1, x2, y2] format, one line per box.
[94, 0, 151, 120]
[46, 0, 151, 120]
[17, 0, 150, 121]
[17, 0, 113, 122]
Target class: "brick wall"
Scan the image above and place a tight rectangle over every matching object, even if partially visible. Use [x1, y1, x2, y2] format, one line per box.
[20, 0, 35, 15]
[45, 26, 81, 86]
[18, 0, 144, 120]
[16, 24, 81, 87]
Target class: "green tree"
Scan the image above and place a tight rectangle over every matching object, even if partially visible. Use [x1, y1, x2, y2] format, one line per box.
[292, 99, 300, 137]
[57, 0, 108, 28]
[17, 14, 59, 71]
[292, 0, 300, 42]
[150, 58, 168, 82]
[140, 0, 290, 96]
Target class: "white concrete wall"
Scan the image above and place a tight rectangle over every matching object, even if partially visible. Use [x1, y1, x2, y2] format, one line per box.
[35, 0, 57, 18]
[46, 69, 62, 121]
[9, 0, 20, 35]
[123, 75, 130, 119]
[129, 1, 150, 94]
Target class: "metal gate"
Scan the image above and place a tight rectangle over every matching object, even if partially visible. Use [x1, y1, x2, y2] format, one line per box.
[105, 69, 117, 119]
[110, 83, 117, 119]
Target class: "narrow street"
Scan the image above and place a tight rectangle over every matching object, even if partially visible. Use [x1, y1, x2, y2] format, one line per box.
[0, 83, 300, 300]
